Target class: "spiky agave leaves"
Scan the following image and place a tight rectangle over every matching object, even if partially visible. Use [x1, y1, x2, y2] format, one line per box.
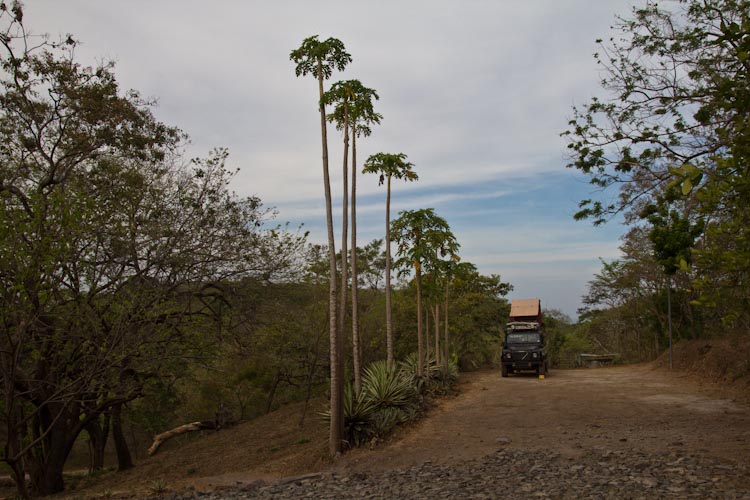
[399, 352, 459, 396]
[399, 352, 442, 383]
[361, 360, 421, 436]
[342, 384, 379, 447]
[361, 360, 416, 408]
[322, 384, 378, 448]
[323, 356, 459, 449]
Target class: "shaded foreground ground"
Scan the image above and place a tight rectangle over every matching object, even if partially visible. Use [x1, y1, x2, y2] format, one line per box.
[57, 363, 750, 498]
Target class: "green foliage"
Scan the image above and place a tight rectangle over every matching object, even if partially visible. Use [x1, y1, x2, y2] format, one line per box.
[147, 479, 169, 496]
[361, 360, 417, 409]
[322, 79, 381, 136]
[289, 35, 352, 81]
[363, 153, 418, 185]
[0, 12, 311, 496]
[324, 356, 461, 448]
[548, 323, 595, 369]
[644, 205, 704, 276]
[341, 384, 379, 447]
[391, 209, 459, 276]
[565, 0, 750, 337]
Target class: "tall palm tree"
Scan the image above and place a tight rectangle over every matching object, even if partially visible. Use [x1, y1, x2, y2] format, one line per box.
[322, 81, 352, 352]
[391, 208, 459, 377]
[363, 153, 417, 370]
[325, 80, 381, 393]
[290, 35, 351, 455]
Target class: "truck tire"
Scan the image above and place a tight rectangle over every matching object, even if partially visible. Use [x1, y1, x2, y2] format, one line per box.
[501, 364, 508, 377]
[537, 363, 545, 376]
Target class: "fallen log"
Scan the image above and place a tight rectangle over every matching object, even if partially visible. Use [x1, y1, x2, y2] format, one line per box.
[147, 421, 216, 456]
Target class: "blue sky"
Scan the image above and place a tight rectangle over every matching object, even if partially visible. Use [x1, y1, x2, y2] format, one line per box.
[30, 0, 635, 318]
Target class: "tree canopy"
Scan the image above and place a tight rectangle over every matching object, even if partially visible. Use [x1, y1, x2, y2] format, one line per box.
[565, 0, 750, 331]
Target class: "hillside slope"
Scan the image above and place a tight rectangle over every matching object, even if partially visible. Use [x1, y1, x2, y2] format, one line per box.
[59, 398, 330, 498]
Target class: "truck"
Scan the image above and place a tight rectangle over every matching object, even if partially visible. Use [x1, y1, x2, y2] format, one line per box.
[501, 298, 548, 377]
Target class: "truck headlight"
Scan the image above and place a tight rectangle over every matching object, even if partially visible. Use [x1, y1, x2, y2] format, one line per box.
[532, 352, 538, 359]
[505, 353, 511, 359]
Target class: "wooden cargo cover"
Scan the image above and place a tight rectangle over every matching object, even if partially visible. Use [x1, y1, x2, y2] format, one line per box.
[509, 298, 542, 322]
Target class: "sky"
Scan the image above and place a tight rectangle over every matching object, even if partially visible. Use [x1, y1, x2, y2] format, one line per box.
[29, 1, 636, 319]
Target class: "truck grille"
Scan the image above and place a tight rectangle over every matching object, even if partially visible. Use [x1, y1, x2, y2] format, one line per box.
[512, 351, 531, 361]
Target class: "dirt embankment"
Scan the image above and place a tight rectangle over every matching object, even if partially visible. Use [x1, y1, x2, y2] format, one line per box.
[35, 338, 750, 498]
[655, 337, 750, 404]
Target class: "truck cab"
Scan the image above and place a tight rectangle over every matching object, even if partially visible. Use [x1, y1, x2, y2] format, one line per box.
[501, 299, 548, 377]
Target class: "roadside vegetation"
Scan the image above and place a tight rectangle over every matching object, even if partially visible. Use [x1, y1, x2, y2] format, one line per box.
[0, 5, 511, 498]
[562, 0, 750, 366]
[1, 0, 748, 497]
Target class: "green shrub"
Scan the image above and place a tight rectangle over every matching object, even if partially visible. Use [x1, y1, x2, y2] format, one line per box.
[342, 384, 379, 447]
[325, 355, 459, 448]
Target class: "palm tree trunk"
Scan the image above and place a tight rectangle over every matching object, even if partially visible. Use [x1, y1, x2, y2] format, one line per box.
[667, 275, 673, 370]
[444, 286, 449, 373]
[317, 60, 342, 454]
[351, 127, 362, 394]
[434, 303, 440, 364]
[416, 264, 424, 378]
[425, 305, 431, 359]
[338, 110, 349, 365]
[385, 175, 394, 370]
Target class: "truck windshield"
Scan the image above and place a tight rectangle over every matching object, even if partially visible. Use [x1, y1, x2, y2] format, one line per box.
[506, 332, 541, 344]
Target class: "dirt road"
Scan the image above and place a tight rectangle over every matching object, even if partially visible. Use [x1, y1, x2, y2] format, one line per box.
[336, 364, 750, 473]
[54, 363, 750, 498]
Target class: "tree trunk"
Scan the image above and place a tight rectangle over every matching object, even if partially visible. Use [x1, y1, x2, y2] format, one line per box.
[434, 303, 440, 365]
[425, 305, 431, 360]
[265, 371, 282, 415]
[111, 404, 134, 471]
[416, 265, 424, 378]
[444, 288, 449, 373]
[351, 127, 362, 395]
[147, 421, 216, 456]
[29, 404, 81, 496]
[339, 108, 349, 358]
[85, 413, 110, 473]
[317, 60, 343, 455]
[3, 384, 29, 499]
[8, 460, 29, 500]
[667, 276, 673, 370]
[385, 175, 394, 370]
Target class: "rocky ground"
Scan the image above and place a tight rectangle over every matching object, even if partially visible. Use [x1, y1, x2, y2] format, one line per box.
[142, 446, 749, 499]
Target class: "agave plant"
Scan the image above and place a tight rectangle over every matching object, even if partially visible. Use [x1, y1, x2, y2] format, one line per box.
[321, 383, 379, 447]
[343, 383, 379, 447]
[361, 360, 416, 409]
[400, 352, 442, 384]
[372, 406, 409, 436]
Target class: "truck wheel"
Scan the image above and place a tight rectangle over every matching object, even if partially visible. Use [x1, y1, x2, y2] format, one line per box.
[537, 363, 545, 376]
[501, 365, 508, 378]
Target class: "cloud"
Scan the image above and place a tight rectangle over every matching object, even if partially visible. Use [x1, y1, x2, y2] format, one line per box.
[28, 0, 635, 318]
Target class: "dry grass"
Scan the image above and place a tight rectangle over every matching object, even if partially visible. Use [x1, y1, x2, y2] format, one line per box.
[655, 336, 750, 404]
[57, 397, 331, 499]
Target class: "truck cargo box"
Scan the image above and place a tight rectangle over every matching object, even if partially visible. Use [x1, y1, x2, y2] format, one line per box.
[508, 298, 543, 325]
